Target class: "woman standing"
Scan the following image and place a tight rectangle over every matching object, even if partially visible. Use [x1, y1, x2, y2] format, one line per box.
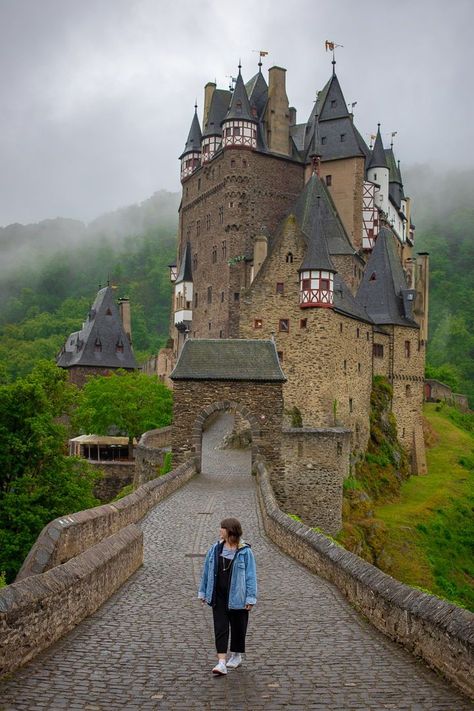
[198, 517, 257, 675]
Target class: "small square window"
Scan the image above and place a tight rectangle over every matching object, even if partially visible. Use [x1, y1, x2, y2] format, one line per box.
[221, 291, 225, 302]
[343, 360, 347, 372]
[276, 282, 284, 295]
[349, 398, 353, 413]
[340, 133, 346, 142]
[321, 136, 327, 145]
[279, 319, 289, 333]
[208, 322, 211, 331]
[330, 99, 337, 108]
[356, 328, 360, 338]
[254, 319, 263, 329]
[300, 318, 307, 329]
[325, 175, 332, 186]
[234, 292, 240, 302]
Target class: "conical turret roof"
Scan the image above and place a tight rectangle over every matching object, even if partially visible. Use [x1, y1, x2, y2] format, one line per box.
[203, 89, 232, 137]
[223, 68, 256, 123]
[356, 227, 417, 326]
[317, 73, 351, 122]
[299, 197, 336, 273]
[368, 125, 388, 170]
[179, 107, 202, 159]
[175, 241, 193, 283]
[245, 69, 268, 119]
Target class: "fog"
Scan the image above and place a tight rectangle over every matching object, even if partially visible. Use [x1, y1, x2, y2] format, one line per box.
[0, 0, 473, 227]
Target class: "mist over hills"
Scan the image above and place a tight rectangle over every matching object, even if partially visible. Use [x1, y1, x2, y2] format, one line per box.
[0, 168, 472, 405]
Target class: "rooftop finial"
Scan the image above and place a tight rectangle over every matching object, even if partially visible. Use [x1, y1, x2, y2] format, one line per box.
[194, 100, 198, 113]
[253, 49, 268, 71]
[238, 58, 242, 73]
[325, 40, 343, 75]
[390, 130, 397, 148]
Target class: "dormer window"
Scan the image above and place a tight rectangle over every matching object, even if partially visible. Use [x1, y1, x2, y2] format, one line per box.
[369, 272, 377, 281]
[321, 136, 327, 145]
[330, 99, 337, 108]
[340, 134, 346, 142]
[116, 340, 124, 353]
[106, 308, 112, 316]
[94, 338, 102, 352]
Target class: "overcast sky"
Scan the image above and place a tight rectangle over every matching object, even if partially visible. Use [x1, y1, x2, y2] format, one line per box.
[0, 0, 472, 227]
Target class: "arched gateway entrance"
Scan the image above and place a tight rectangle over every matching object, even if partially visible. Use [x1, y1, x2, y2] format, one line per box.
[170, 339, 286, 474]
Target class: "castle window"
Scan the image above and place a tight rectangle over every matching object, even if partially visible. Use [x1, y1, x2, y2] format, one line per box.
[212, 245, 217, 263]
[320, 278, 330, 291]
[406, 384, 411, 396]
[374, 173, 377, 181]
[196, 220, 201, 236]
[208, 322, 211, 331]
[233, 127, 241, 136]
[279, 319, 289, 333]
[220, 330, 224, 338]
[325, 175, 332, 186]
[340, 323, 343, 333]
[221, 291, 225, 302]
[356, 328, 360, 338]
[194, 292, 198, 307]
[207, 286, 212, 304]
[369, 272, 376, 281]
[193, 253, 198, 271]
[373, 343, 384, 358]
[254, 319, 263, 329]
[276, 282, 284, 295]
[277, 351, 283, 362]
[229, 201, 234, 208]
[358, 363, 361, 373]
[300, 318, 307, 329]
[321, 136, 327, 145]
[331, 99, 337, 108]
[286, 252, 293, 263]
[242, 159, 247, 167]
[234, 292, 240, 302]
[206, 214, 211, 230]
[349, 398, 353, 413]
[340, 133, 346, 142]
[116, 340, 124, 354]
[405, 340, 411, 358]
[222, 240, 227, 258]
[343, 360, 347, 372]
[231, 159, 236, 168]
[198, 178, 201, 191]
[186, 226, 191, 239]
[219, 206, 224, 224]
[337, 441, 343, 455]
[94, 338, 102, 353]
[367, 331, 370, 341]
[225, 128, 232, 137]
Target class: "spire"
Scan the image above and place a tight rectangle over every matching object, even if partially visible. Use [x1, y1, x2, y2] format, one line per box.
[179, 106, 202, 159]
[223, 65, 256, 123]
[299, 197, 336, 273]
[368, 124, 388, 170]
[175, 242, 193, 284]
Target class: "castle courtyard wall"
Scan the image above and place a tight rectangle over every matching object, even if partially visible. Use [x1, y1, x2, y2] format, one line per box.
[319, 155, 365, 251]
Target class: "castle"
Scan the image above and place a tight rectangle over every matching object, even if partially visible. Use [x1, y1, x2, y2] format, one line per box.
[156, 55, 429, 481]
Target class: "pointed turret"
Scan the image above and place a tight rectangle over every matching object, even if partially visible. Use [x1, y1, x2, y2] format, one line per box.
[222, 65, 258, 150]
[179, 106, 202, 181]
[298, 196, 337, 309]
[356, 227, 417, 326]
[367, 124, 389, 212]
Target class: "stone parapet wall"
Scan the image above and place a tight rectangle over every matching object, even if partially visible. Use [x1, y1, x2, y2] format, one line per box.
[91, 461, 135, 502]
[255, 459, 474, 699]
[134, 427, 173, 486]
[279, 427, 351, 534]
[0, 524, 143, 678]
[17, 460, 196, 580]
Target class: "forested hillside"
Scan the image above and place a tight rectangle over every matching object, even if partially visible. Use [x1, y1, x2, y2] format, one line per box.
[0, 191, 179, 381]
[405, 167, 474, 406]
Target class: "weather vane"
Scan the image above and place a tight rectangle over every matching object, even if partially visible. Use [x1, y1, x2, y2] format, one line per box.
[252, 49, 269, 69]
[325, 40, 344, 73]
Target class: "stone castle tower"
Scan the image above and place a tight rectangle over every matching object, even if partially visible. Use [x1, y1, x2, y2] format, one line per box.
[157, 58, 429, 474]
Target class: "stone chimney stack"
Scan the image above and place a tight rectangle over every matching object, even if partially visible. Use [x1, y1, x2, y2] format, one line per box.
[118, 297, 132, 343]
[265, 66, 290, 156]
[289, 106, 297, 126]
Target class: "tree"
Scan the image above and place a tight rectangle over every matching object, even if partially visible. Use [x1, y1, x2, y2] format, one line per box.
[0, 362, 99, 582]
[74, 370, 173, 459]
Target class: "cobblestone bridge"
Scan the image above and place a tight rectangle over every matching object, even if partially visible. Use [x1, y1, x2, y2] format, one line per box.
[0, 415, 471, 710]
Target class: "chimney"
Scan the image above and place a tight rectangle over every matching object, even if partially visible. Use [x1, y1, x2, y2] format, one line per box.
[289, 107, 297, 126]
[118, 297, 132, 344]
[203, 82, 216, 126]
[265, 66, 290, 156]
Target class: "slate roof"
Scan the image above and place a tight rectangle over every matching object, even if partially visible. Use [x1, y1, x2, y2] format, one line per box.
[299, 198, 336, 272]
[56, 287, 137, 370]
[333, 275, 373, 324]
[356, 227, 418, 327]
[179, 108, 202, 159]
[368, 126, 388, 170]
[317, 74, 351, 122]
[385, 148, 405, 209]
[175, 241, 193, 283]
[292, 174, 355, 256]
[203, 89, 231, 137]
[245, 70, 268, 119]
[170, 339, 286, 381]
[224, 70, 257, 123]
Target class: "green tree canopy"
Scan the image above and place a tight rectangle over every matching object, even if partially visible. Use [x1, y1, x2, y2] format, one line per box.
[0, 361, 99, 582]
[74, 370, 173, 458]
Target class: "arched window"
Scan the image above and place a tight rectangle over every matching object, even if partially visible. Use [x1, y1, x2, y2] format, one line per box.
[286, 252, 293, 263]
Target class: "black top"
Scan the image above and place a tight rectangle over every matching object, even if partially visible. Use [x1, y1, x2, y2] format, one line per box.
[216, 554, 234, 606]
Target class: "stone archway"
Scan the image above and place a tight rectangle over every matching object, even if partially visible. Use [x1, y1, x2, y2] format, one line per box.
[192, 400, 260, 473]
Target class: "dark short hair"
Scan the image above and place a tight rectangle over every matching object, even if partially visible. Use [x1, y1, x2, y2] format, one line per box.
[220, 517, 242, 543]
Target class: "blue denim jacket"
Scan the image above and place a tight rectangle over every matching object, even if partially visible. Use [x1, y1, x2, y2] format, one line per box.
[198, 540, 257, 609]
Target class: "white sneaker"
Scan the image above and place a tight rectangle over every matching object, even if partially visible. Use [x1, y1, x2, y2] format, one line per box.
[226, 653, 242, 668]
[212, 660, 227, 675]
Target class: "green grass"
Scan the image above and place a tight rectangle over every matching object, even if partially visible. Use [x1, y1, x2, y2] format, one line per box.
[375, 403, 473, 610]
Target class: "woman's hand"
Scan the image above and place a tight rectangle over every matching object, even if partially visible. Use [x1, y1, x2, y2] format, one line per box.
[245, 604, 253, 611]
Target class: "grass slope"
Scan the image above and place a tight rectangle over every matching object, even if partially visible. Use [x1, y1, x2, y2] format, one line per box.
[375, 403, 473, 610]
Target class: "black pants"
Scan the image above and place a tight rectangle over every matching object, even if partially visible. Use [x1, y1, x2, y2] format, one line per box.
[212, 600, 249, 653]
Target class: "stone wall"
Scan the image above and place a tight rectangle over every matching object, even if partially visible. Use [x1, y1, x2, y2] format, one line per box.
[319, 156, 365, 251]
[279, 427, 351, 534]
[92, 461, 135, 502]
[171, 380, 284, 492]
[17, 460, 196, 580]
[0, 525, 143, 678]
[134, 426, 172, 487]
[255, 459, 474, 699]
[65, 365, 133, 388]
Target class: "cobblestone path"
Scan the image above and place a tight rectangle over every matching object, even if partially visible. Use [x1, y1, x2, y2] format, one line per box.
[1, 414, 472, 710]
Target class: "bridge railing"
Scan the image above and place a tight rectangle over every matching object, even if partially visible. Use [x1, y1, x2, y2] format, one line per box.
[0, 459, 196, 679]
[255, 457, 474, 700]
